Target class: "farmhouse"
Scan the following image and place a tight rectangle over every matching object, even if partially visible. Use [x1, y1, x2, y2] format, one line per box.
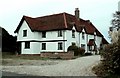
[14, 8, 108, 55]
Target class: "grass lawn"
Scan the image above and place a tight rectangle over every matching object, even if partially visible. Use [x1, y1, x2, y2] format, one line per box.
[2, 52, 48, 60]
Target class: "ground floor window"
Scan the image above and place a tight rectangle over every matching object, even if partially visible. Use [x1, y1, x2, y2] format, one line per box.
[88, 46, 92, 51]
[42, 43, 46, 50]
[81, 44, 85, 49]
[25, 42, 30, 49]
[58, 42, 63, 50]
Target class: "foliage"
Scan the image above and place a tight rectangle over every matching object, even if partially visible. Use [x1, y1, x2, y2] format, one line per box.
[78, 48, 85, 55]
[111, 11, 120, 29]
[67, 43, 79, 56]
[2, 52, 48, 60]
[94, 11, 120, 77]
[100, 37, 120, 77]
[67, 43, 85, 56]
[1, 27, 17, 53]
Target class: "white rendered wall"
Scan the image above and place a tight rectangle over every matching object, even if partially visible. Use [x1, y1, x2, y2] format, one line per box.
[80, 29, 87, 52]
[40, 42, 65, 52]
[65, 29, 79, 52]
[33, 31, 64, 41]
[17, 21, 34, 41]
[95, 36, 102, 49]
[17, 21, 103, 54]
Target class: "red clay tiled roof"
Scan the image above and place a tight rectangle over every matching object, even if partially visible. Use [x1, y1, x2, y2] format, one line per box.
[15, 12, 103, 36]
[15, 13, 102, 36]
[14, 12, 108, 44]
[102, 37, 109, 44]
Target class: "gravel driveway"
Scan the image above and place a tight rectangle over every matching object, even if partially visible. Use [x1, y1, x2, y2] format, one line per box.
[2, 55, 100, 76]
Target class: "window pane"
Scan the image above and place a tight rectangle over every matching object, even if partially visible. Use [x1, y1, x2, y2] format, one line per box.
[42, 43, 46, 50]
[25, 42, 30, 49]
[82, 32, 85, 39]
[58, 31, 62, 37]
[81, 44, 85, 49]
[42, 32, 46, 38]
[23, 30, 27, 37]
[58, 43, 63, 50]
[72, 30, 75, 38]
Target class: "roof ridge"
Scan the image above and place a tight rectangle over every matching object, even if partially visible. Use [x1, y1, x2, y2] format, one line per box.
[35, 12, 67, 19]
[63, 12, 67, 28]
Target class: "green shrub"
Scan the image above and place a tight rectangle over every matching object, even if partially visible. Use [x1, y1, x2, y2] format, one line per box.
[67, 43, 85, 56]
[67, 43, 79, 56]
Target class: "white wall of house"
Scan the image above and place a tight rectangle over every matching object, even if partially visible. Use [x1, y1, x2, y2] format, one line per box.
[17, 21, 34, 41]
[95, 36, 102, 49]
[34, 31, 64, 41]
[17, 22, 103, 54]
[41, 42, 65, 52]
[21, 42, 40, 54]
[64, 26, 80, 52]
[80, 29, 88, 52]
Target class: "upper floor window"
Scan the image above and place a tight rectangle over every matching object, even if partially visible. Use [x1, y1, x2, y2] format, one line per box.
[23, 30, 27, 37]
[72, 30, 75, 38]
[58, 30, 62, 37]
[82, 32, 85, 39]
[42, 32, 46, 38]
[25, 42, 30, 49]
[42, 43, 46, 50]
[58, 42, 63, 50]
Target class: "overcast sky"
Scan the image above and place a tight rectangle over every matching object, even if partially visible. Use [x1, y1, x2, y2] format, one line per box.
[0, 0, 120, 42]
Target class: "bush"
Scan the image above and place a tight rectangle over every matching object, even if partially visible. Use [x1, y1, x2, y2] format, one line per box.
[100, 37, 120, 77]
[67, 43, 79, 56]
[78, 48, 85, 55]
[67, 43, 85, 56]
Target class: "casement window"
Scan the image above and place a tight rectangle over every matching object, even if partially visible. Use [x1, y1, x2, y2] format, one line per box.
[58, 42, 63, 50]
[42, 32, 46, 38]
[58, 30, 62, 37]
[81, 44, 85, 49]
[25, 42, 30, 49]
[23, 30, 27, 37]
[72, 30, 75, 38]
[82, 32, 85, 39]
[42, 43, 46, 50]
[89, 46, 92, 51]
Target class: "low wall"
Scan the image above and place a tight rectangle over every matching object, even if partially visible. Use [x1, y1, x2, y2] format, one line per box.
[40, 51, 74, 59]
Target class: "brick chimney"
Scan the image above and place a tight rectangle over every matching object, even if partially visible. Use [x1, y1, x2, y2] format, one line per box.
[75, 8, 80, 19]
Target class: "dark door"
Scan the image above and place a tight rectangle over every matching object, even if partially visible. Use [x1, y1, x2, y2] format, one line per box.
[17, 42, 21, 54]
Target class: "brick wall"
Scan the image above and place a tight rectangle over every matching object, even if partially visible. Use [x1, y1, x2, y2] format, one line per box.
[40, 51, 74, 59]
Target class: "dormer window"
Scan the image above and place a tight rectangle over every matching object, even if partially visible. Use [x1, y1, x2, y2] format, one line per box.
[82, 32, 85, 39]
[72, 30, 75, 38]
[23, 30, 27, 37]
[58, 30, 62, 37]
[42, 32, 46, 38]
